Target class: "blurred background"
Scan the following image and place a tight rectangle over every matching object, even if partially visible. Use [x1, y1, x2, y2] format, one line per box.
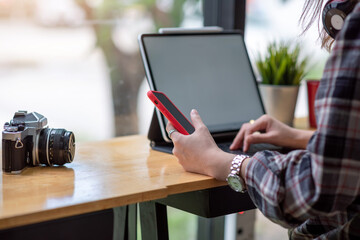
[0, 0, 329, 239]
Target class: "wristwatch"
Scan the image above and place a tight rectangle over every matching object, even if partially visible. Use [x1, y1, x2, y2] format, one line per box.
[226, 155, 249, 193]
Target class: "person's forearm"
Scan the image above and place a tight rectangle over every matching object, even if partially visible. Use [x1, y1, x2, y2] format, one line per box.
[289, 128, 315, 149]
[238, 128, 314, 183]
[207, 151, 236, 181]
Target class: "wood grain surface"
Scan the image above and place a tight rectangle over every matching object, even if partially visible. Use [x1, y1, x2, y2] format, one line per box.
[0, 135, 224, 229]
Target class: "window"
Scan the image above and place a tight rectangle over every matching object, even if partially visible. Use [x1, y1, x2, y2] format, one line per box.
[0, 0, 203, 141]
[245, 0, 329, 118]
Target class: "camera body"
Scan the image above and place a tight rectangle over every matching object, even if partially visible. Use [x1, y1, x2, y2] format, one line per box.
[2, 111, 75, 174]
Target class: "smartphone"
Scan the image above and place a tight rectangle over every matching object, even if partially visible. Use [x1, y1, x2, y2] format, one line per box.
[147, 90, 195, 136]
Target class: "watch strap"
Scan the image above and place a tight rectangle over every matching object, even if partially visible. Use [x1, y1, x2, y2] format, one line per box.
[231, 155, 248, 177]
[227, 154, 249, 192]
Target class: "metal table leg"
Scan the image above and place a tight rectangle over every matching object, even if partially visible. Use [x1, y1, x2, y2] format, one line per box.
[139, 201, 169, 240]
[113, 204, 137, 240]
[197, 216, 225, 240]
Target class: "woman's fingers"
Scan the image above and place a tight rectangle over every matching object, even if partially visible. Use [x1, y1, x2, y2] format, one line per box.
[190, 109, 205, 129]
[229, 124, 248, 150]
[166, 122, 181, 141]
[230, 115, 270, 151]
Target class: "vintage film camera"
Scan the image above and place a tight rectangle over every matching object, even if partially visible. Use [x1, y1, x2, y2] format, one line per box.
[2, 111, 75, 174]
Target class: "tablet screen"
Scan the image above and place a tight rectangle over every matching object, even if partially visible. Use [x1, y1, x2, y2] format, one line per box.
[141, 33, 264, 134]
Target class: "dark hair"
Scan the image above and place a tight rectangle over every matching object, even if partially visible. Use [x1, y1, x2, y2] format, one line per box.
[300, 0, 334, 51]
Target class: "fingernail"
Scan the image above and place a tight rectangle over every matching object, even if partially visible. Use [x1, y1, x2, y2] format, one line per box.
[191, 109, 198, 115]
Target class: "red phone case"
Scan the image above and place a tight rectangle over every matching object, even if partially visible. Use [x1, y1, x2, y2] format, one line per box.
[147, 90, 194, 135]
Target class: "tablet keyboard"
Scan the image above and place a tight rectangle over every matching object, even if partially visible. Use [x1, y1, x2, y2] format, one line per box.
[217, 142, 282, 156]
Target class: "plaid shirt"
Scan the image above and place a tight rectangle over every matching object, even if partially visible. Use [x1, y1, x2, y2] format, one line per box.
[245, 4, 360, 239]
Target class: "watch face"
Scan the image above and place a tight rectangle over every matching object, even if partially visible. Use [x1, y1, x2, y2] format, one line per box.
[227, 175, 245, 192]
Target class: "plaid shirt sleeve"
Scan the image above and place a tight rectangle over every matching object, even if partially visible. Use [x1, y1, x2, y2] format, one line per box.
[245, 3, 360, 237]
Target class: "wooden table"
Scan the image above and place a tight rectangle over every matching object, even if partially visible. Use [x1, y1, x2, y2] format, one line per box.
[0, 135, 233, 238]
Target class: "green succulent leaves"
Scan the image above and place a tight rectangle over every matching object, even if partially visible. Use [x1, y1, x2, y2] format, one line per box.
[256, 41, 309, 86]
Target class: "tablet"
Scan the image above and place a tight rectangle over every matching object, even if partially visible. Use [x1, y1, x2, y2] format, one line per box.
[139, 32, 264, 143]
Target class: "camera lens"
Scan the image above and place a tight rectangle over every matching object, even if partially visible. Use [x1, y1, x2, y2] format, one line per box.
[38, 128, 76, 166]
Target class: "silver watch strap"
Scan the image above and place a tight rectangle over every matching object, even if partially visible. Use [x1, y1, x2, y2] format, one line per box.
[230, 154, 249, 180]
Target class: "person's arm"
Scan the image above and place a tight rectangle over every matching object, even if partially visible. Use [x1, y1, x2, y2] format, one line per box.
[242, 6, 360, 228]
[168, 6, 360, 229]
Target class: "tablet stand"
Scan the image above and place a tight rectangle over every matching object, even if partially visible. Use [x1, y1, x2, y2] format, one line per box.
[147, 109, 174, 154]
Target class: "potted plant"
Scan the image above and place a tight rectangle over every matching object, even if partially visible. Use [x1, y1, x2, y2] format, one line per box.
[256, 41, 309, 126]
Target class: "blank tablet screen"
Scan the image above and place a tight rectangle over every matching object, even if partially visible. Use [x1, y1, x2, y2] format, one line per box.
[141, 33, 264, 133]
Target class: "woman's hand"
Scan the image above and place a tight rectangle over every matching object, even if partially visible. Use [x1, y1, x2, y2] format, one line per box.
[230, 115, 314, 152]
[166, 109, 235, 181]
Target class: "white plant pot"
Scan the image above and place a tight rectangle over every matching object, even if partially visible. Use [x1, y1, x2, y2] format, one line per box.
[259, 84, 299, 126]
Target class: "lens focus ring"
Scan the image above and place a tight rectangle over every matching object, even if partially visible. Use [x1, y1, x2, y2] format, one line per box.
[38, 128, 75, 166]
